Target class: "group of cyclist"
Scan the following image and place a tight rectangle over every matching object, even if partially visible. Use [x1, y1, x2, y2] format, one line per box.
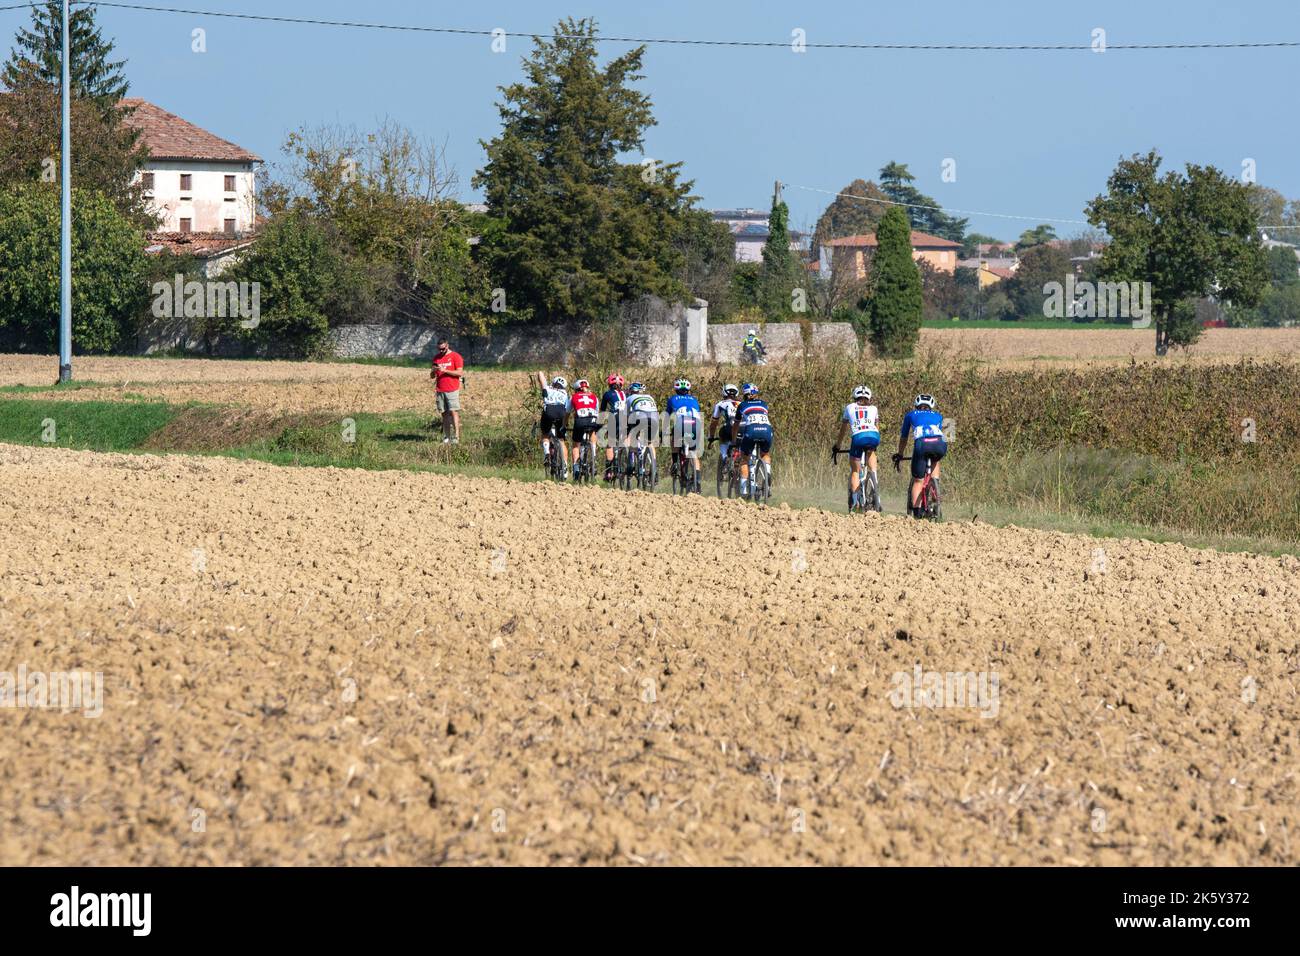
[534, 369, 945, 517]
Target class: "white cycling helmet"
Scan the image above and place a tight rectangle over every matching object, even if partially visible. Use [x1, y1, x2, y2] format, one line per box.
[574, 378, 589, 390]
[914, 393, 935, 409]
[747, 329, 757, 336]
[722, 383, 739, 398]
[674, 378, 692, 392]
[552, 376, 568, 389]
[853, 385, 872, 401]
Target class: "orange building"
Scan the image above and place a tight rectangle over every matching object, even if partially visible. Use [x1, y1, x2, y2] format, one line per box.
[823, 230, 962, 279]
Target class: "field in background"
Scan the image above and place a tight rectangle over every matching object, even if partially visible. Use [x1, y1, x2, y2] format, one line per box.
[2, 329, 1299, 549]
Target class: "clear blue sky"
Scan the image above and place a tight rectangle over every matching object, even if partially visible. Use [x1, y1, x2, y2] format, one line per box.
[5, 0, 1299, 239]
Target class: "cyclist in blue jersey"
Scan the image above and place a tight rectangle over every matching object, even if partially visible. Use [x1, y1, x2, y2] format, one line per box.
[892, 393, 947, 518]
[734, 382, 773, 497]
[664, 378, 704, 490]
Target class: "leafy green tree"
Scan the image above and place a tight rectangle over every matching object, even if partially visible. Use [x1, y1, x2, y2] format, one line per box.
[730, 261, 761, 309]
[222, 210, 342, 356]
[1264, 245, 1299, 284]
[0, 184, 146, 353]
[262, 121, 492, 334]
[1004, 244, 1071, 319]
[759, 188, 806, 320]
[0, 3, 148, 223]
[2, 1, 129, 104]
[474, 18, 693, 322]
[1087, 150, 1268, 352]
[811, 178, 890, 257]
[673, 208, 736, 319]
[960, 231, 1002, 258]
[1226, 246, 1300, 327]
[1014, 224, 1058, 250]
[0, 87, 150, 225]
[1246, 185, 1300, 236]
[866, 207, 924, 357]
[878, 161, 967, 242]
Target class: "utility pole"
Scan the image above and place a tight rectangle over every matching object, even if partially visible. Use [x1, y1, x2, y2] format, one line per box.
[58, 0, 72, 383]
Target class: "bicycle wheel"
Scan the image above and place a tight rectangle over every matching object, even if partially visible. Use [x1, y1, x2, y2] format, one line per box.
[671, 452, 682, 495]
[928, 477, 942, 520]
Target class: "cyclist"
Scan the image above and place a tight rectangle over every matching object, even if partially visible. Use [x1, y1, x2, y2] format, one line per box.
[600, 374, 628, 482]
[569, 378, 600, 480]
[734, 382, 773, 498]
[536, 372, 570, 479]
[741, 329, 767, 366]
[892, 393, 947, 518]
[665, 378, 704, 491]
[708, 383, 741, 480]
[833, 385, 881, 511]
[625, 382, 659, 478]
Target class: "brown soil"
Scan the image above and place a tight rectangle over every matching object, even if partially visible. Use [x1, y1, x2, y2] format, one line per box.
[1, 443, 1296, 865]
[0, 354, 531, 417]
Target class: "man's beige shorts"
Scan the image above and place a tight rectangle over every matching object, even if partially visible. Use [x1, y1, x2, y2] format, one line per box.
[436, 390, 461, 413]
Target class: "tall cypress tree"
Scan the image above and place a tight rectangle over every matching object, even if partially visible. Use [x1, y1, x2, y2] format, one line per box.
[759, 185, 805, 320]
[2, 1, 130, 104]
[867, 207, 924, 357]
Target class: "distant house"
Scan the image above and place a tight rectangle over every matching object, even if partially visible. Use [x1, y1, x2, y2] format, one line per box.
[142, 231, 257, 278]
[957, 257, 1018, 287]
[711, 208, 810, 263]
[122, 99, 260, 237]
[822, 230, 962, 279]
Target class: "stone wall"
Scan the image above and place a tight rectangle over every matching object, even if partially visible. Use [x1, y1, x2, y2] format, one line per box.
[135, 303, 864, 365]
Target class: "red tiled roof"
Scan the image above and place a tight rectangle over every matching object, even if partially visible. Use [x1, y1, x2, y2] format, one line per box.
[121, 98, 261, 163]
[986, 266, 1016, 280]
[144, 231, 255, 258]
[824, 230, 962, 250]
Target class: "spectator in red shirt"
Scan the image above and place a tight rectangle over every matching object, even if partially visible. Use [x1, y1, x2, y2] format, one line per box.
[430, 339, 465, 443]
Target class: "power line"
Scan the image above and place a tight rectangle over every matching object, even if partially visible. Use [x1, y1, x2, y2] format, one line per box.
[78, 2, 1300, 52]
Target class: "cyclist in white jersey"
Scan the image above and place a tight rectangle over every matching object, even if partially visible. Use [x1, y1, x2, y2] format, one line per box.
[832, 385, 881, 508]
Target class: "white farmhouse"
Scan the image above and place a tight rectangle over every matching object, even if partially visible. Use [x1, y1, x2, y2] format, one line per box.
[122, 98, 260, 235]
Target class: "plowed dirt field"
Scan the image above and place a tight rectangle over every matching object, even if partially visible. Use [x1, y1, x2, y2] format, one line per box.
[1, 443, 1297, 865]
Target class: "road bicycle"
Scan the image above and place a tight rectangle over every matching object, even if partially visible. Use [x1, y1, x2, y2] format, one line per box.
[894, 454, 943, 521]
[832, 447, 882, 513]
[534, 421, 566, 482]
[745, 446, 772, 504]
[669, 448, 702, 495]
[573, 437, 598, 484]
[710, 438, 742, 498]
[627, 437, 658, 492]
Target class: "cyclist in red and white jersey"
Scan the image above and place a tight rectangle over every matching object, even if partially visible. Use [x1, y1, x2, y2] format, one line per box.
[569, 379, 600, 479]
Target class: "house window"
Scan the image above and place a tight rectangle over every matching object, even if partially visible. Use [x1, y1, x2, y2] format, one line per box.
[180, 173, 192, 191]
[179, 218, 192, 233]
[223, 219, 236, 236]
[142, 172, 154, 191]
[224, 175, 236, 192]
